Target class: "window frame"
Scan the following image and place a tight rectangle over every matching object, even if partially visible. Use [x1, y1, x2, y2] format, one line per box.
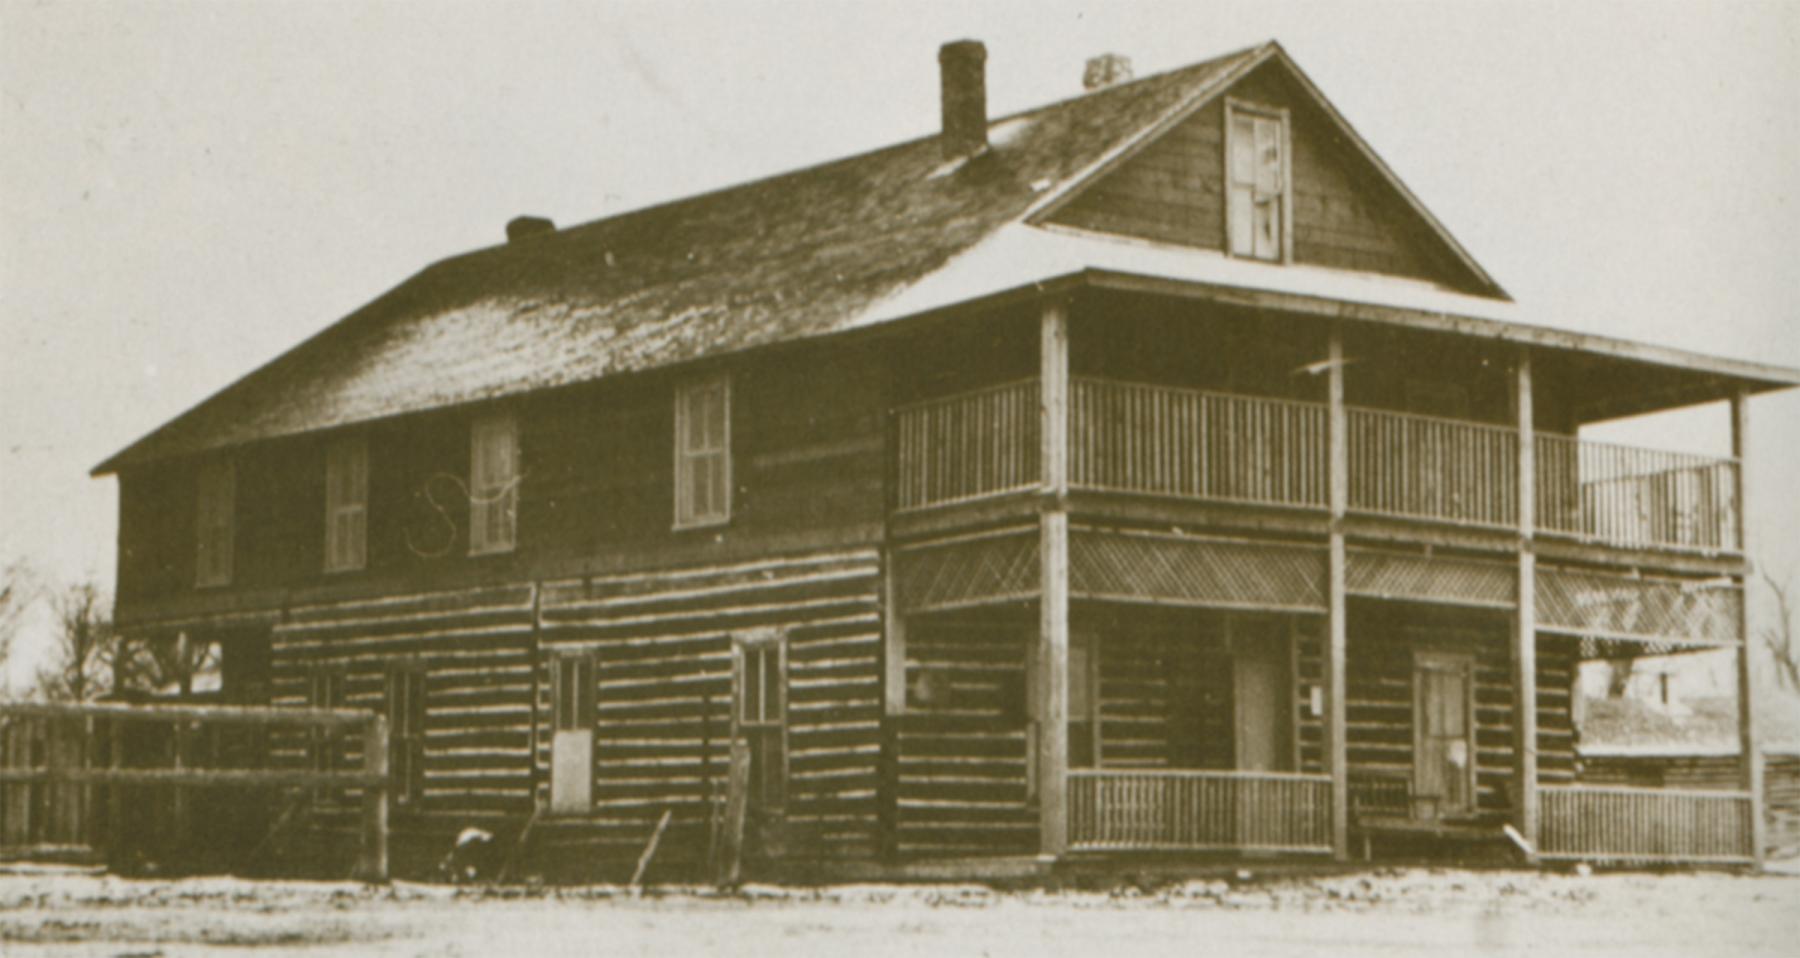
[673, 375, 732, 530]
[468, 414, 519, 556]
[385, 661, 428, 806]
[732, 628, 787, 811]
[323, 435, 369, 573]
[195, 457, 236, 588]
[1223, 98, 1293, 264]
[551, 652, 596, 735]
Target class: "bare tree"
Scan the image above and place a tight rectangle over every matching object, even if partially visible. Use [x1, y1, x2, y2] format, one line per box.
[1764, 570, 1799, 694]
[0, 559, 37, 677]
[34, 580, 115, 702]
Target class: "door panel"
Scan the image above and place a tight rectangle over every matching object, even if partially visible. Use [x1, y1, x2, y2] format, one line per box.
[1413, 653, 1475, 819]
[1233, 623, 1292, 773]
[550, 657, 594, 814]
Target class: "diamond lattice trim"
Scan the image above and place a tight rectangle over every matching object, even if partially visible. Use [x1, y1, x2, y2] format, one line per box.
[895, 531, 1039, 612]
[1346, 550, 1516, 608]
[1537, 566, 1741, 651]
[1069, 530, 1327, 612]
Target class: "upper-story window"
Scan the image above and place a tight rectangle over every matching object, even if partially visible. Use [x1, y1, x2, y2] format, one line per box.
[674, 376, 731, 529]
[324, 436, 368, 573]
[469, 414, 519, 555]
[195, 458, 235, 588]
[1225, 100, 1290, 262]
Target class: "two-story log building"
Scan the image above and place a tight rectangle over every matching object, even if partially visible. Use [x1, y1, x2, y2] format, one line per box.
[94, 39, 1799, 876]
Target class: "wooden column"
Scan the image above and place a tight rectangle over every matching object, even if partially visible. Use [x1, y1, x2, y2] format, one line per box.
[1038, 298, 1071, 858]
[352, 713, 390, 883]
[1512, 347, 1539, 853]
[1325, 323, 1350, 861]
[1731, 389, 1766, 869]
[880, 557, 907, 861]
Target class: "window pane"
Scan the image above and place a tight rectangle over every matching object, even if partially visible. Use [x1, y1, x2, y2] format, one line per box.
[761, 648, 780, 722]
[1254, 116, 1282, 194]
[1254, 197, 1279, 260]
[1229, 114, 1256, 185]
[1228, 186, 1254, 256]
[742, 650, 763, 722]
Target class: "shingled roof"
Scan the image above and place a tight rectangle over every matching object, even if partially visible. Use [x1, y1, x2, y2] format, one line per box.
[98, 45, 1281, 474]
[94, 39, 1798, 475]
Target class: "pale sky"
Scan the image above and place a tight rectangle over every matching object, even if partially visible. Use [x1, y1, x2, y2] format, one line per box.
[2, 0, 1797, 686]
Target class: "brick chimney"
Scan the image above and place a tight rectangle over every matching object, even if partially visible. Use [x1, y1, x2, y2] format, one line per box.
[506, 215, 555, 243]
[1083, 53, 1134, 90]
[938, 40, 988, 159]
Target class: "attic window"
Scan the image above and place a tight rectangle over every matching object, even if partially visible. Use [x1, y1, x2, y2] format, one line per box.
[1225, 100, 1290, 262]
[195, 458, 235, 588]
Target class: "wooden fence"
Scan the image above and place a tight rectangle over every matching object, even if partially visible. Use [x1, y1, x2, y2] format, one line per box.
[1067, 768, 1333, 854]
[0, 701, 391, 880]
[1538, 783, 1755, 865]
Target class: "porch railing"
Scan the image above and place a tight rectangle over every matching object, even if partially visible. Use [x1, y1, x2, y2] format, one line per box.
[893, 379, 1742, 555]
[1348, 407, 1518, 528]
[894, 378, 1041, 511]
[1067, 768, 1333, 854]
[1535, 436, 1739, 552]
[1070, 379, 1328, 509]
[1538, 784, 1754, 864]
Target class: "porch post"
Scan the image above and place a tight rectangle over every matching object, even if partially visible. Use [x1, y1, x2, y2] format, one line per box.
[1038, 297, 1072, 858]
[1731, 388, 1765, 869]
[880, 558, 907, 861]
[1325, 323, 1350, 861]
[1512, 347, 1539, 854]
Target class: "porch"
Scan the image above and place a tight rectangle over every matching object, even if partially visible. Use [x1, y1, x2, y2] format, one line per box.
[893, 375, 1741, 555]
[877, 295, 1766, 869]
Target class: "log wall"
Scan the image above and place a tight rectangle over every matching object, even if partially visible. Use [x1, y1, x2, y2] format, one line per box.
[893, 620, 1037, 858]
[534, 548, 883, 868]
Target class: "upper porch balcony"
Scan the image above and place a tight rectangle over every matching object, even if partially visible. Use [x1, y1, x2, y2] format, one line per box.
[893, 376, 1740, 555]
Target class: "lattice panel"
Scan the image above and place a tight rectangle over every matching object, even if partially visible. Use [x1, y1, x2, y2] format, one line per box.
[895, 530, 1039, 613]
[1346, 550, 1516, 608]
[1537, 566, 1741, 653]
[1070, 529, 1327, 612]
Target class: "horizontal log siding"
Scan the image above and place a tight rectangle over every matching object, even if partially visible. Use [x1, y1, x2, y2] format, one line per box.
[535, 549, 883, 866]
[1342, 610, 1576, 816]
[267, 583, 539, 818]
[1097, 630, 1235, 771]
[894, 624, 1036, 858]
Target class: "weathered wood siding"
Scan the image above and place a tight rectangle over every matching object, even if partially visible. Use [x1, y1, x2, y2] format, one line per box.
[1048, 62, 1485, 292]
[267, 584, 539, 818]
[893, 621, 1037, 858]
[115, 338, 888, 618]
[534, 548, 883, 866]
[1332, 605, 1577, 815]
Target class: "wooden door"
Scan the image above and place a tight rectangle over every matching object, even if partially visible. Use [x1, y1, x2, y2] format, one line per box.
[1412, 651, 1476, 820]
[733, 631, 787, 816]
[1232, 626, 1292, 773]
[550, 655, 595, 814]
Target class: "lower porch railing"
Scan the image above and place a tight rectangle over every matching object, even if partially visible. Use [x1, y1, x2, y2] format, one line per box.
[1538, 784, 1754, 864]
[1067, 768, 1333, 854]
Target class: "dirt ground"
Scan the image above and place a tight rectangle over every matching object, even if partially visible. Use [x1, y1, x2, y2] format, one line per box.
[1, 865, 1797, 957]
